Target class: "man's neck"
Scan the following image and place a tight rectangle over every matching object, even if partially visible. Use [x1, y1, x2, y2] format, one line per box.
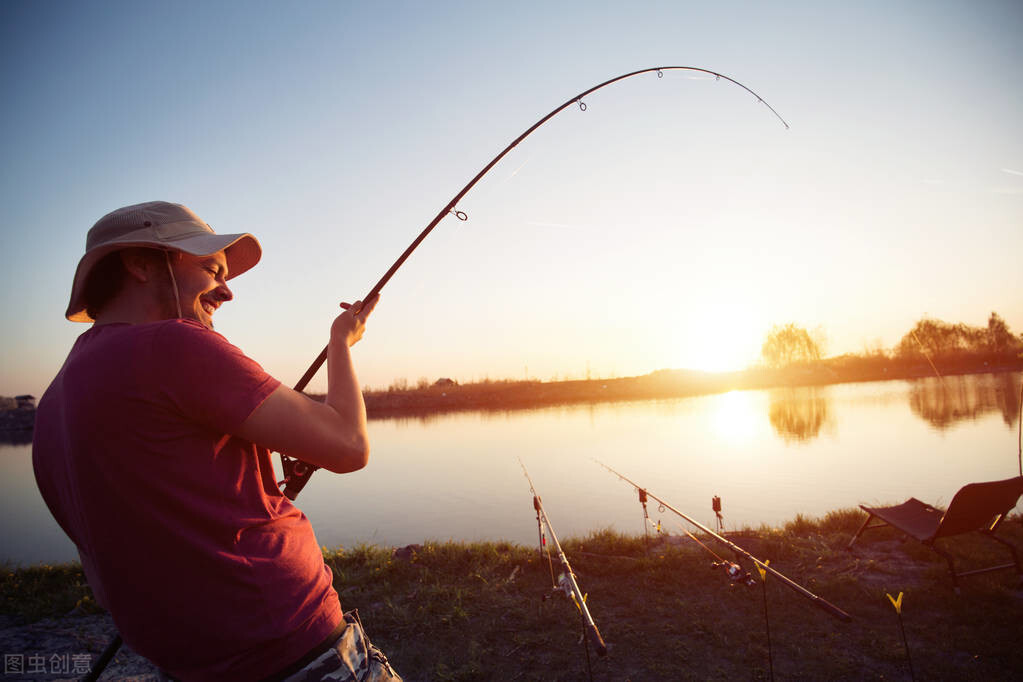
[93, 289, 175, 326]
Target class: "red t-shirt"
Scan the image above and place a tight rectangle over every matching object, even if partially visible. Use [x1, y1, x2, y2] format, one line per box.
[32, 320, 342, 680]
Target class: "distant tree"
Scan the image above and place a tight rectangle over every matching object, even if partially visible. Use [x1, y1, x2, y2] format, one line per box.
[761, 324, 825, 368]
[861, 338, 889, 358]
[896, 312, 1022, 358]
[896, 318, 961, 358]
[984, 312, 1018, 353]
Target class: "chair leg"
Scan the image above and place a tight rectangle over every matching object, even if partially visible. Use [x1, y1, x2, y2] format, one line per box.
[931, 544, 961, 594]
[1009, 535, 1023, 590]
[929, 534, 1023, 593]
[847, 513, 875, 550]
[984, 532, 1022, 576]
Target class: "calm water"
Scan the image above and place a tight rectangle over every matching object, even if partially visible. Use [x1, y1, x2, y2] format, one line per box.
[4, 372, 1021, 566]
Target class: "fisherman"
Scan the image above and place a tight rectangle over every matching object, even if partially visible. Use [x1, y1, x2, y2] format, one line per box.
[32, 201, 399, 681]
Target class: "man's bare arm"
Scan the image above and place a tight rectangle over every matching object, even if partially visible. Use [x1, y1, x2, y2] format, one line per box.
[235, 297, 378, 473]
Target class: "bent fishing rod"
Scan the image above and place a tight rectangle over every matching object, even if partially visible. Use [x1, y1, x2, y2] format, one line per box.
[278, 67, 789, 499]
[595, 460, 853, 622]
[520, 458, 608, 666]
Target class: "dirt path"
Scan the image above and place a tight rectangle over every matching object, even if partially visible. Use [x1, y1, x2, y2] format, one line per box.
[0, 614, 156, 680]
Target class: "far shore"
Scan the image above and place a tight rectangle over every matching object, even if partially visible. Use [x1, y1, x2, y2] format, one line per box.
[356, 353, 1023, 419]
[4, 354, 1021, 437]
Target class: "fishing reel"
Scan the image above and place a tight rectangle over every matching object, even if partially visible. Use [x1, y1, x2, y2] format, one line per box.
[278, 454, 318, 500]
[539, 572, 569, 618]
[543, 572, 574, 602]
[712, 560, 756, 587]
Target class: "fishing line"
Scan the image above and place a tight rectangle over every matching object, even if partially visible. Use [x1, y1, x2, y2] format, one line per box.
[671, 519, 756, 587]
[279, 66, 789, 500]
[680, 525, 724, 562]
[910, 329, 947, 389]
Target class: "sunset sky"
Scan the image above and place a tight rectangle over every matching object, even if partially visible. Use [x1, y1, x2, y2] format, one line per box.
[2, 0, 1021, 397]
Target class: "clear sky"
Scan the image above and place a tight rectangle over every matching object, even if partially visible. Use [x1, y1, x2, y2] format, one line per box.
[2, 0, 1021, 397]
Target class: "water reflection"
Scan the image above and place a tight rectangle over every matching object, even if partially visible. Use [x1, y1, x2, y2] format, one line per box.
[767, 387, 833, 443]
[7, 374, 1023, 566]
[908, 373, 1021, 430]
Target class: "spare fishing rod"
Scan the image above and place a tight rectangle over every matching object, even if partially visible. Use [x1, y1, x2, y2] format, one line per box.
[595, 460, 853, 622]
[278, 67, 789, 499]
[520, 458, 608, 668]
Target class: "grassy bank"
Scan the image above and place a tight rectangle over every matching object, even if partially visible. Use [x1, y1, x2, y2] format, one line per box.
[3, 510, 1023, 680]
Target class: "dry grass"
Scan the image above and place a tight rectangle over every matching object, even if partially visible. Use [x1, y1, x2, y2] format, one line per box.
[4, 512, 1023, 680]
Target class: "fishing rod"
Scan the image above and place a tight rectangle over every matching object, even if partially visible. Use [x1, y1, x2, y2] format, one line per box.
[595, 460, 853, 622]
[278, 66, 788, 499]
[520, 458, 608, 664]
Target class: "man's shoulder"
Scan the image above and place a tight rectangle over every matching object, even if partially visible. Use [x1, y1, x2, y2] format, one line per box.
[97, 320, 246, 372]
[150, 318, 233, 348]
[152, 320, 265, 379]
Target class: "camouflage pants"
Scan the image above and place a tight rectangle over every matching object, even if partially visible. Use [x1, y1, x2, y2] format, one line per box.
[280, 610, 401, 682]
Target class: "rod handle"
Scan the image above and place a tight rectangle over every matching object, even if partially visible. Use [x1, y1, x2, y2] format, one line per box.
[813, 596, 853, 622]
[588, 623, 608, 657]
[83, 634, 122, 682]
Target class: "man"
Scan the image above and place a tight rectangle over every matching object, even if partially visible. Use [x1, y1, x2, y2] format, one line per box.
[32, 201, 399, 680]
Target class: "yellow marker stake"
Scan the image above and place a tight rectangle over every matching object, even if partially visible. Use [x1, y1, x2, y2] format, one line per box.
[757, 558, 774, 680]
[887, 591, 914, 679]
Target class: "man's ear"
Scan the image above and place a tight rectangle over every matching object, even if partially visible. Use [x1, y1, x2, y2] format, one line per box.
[120, 248, 159, 283]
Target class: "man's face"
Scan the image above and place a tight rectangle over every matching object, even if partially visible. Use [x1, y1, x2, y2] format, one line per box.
[171, 251, 233, 330]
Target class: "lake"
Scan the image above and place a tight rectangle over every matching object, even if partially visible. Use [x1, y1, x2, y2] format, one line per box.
[3, 372, 1021, 566]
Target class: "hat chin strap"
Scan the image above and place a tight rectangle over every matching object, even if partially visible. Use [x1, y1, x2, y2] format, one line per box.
[163, 250, 184, 320]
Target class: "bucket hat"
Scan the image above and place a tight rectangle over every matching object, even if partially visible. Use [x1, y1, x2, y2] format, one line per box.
[66, 201, 262, 322]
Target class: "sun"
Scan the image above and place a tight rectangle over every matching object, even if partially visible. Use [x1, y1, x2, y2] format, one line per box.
[689, 335, 756, 372]
[669, 307, 763, 373]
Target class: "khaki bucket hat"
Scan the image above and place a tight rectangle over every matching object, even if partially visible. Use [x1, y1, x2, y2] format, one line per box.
[66, 201, 262, 322]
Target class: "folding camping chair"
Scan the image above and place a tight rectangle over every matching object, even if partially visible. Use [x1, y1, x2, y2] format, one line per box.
[846, 476, 1023, 592]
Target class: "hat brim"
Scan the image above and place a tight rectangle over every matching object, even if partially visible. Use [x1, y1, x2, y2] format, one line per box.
[65, 232, 262, 322]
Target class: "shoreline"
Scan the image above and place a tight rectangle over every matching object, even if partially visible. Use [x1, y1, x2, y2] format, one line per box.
[358, 355, 1023, 419]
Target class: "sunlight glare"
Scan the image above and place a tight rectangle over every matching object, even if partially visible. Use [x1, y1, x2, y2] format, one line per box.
[709, 390, 760, 444]
[671, 306, 763, 372]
